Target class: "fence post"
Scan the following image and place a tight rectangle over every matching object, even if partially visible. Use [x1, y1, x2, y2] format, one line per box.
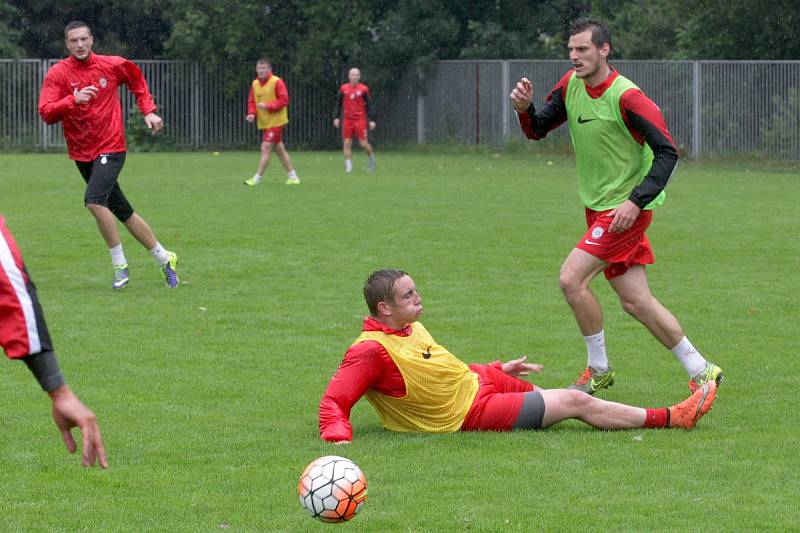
[501, 60, 510, 140]
[40, 60, 48, 151]
[692, 61, 701, 158]
[192, 62, 200, 149]
[416, 93, 425, 144]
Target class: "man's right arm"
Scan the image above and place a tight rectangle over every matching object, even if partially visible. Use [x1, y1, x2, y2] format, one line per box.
[333, 89, 343, 120]
[38, 71, 77, 124]
[319, 340, 385, 443]
[514, 72, 570, 140]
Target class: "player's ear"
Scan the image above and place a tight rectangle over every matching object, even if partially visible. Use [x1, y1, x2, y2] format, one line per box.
[376, 300, 392, 318]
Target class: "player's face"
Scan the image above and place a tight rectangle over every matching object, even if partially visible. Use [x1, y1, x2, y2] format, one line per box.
[348, 69, 361, 85]
[256, 63, 271, 79]
[387, 275, 423, 326]
[567, 30, 609, 84]
[66, 27, 93, 61]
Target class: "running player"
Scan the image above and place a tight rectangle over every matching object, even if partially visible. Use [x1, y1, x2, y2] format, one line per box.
[38, 21, 179, 290]
[510, 18, 724, 393]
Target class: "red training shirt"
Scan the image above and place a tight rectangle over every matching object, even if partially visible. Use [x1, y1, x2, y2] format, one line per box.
[38, 53, 157, 162]
[336, 83, 373, 120]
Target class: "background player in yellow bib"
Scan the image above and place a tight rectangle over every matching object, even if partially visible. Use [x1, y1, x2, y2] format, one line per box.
[244, 58, 299, 186]
[318, 269, 716, 443]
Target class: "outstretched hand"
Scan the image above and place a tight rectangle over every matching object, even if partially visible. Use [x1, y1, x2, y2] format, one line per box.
[50, 385, 108, 468]
[501, 355, 543, 378]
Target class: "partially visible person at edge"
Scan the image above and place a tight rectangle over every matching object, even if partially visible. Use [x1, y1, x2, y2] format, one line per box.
[1, 215, 107, 467]
[38, 20, 179, 290]
[333, 67, 377, 173]
[319, 269, 716, 443]
[509, 18, 723, 394]
[244, 58, 300, 186]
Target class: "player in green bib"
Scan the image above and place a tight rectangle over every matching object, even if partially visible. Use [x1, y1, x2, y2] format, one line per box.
[510, 18, 723, 394]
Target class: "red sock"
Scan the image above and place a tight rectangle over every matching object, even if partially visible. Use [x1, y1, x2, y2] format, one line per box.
[643, 408, 669, 428]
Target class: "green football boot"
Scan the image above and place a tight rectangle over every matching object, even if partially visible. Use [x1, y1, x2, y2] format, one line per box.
[689, 361, 724, 392]
[567, 366, 615, 395]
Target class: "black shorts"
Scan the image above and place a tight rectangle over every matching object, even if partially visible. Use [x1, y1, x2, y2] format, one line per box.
[75, 152, 135, 222]
[512, 390, 546, 430]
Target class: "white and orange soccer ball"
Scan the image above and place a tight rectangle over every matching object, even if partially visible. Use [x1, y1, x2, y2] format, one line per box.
[297, 455, 367, 523]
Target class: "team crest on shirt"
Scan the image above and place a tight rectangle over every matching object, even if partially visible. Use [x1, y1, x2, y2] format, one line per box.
[99, 77, 107, 88]
[591, 227, 604, 239]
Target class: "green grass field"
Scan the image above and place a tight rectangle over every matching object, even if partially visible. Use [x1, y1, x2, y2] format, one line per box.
[0, 150, 798, 531]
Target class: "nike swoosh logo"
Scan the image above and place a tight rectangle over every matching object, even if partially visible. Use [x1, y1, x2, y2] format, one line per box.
[577, 115, 596, 124]
[584, 239, 601, 246]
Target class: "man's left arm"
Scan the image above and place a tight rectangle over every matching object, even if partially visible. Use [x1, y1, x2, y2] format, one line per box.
[117, 58, 161, 133]
[609, 90, 680, 233]
[365, 87, 376, 128]
[265, 79, 289, 112]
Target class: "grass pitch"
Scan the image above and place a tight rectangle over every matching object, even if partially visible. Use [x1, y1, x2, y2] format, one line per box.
[0, 150, 798, 531]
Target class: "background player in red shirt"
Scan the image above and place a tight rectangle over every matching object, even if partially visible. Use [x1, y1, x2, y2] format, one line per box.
[38, 21, 179, 290]
[333, 68, 376, 173]
[1, 215, 107, 468]
[318, 269, 716, 443]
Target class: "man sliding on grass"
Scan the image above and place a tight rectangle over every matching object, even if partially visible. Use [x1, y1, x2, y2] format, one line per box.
[319, 269, 716, 443]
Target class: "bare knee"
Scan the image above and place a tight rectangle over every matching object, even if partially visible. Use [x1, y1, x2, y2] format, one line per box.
[559, 269, 584, 299]
[260, 142, 272, 154]
[563, 389, 593, 410]
[619, 294, 653, 318]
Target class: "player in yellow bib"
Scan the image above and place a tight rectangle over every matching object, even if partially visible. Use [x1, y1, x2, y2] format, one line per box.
[318, 269, 716, 443]
[244, 58, 299, 186]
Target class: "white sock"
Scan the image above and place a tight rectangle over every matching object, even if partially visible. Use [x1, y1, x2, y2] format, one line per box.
[344, 159, 352, 171]
[253, 174, 262, 179]
[109, 244, 127, 267]
[584, 329, 608, 371]
[149, 242, 170, 266]
[671, 336, 707, 377]
[287, 170, 297, 179]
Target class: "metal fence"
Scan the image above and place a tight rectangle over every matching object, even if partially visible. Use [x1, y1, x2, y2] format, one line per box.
[2, 58, 800, 159]
[409, 59, 800, 159]
[0, 59, 338, 151]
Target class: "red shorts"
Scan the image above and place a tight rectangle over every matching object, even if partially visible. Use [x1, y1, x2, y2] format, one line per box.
[460, 363, 535, 432]
[342, 117, 367, 141]
[576, 207, 655, 280]
[261, 126, 284, 143]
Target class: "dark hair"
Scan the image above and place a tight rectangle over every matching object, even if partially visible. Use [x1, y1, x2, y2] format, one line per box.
[569, 18, 612, 52]
[363, 269, 408, 316]
[256, 58, 271, 67]
[64, 21, 91, 38]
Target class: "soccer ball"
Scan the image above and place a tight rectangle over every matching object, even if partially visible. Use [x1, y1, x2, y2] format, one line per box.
[297, 455, 367, 523]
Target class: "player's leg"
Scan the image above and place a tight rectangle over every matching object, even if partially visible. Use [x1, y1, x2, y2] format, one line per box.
[559, 248, 616, 393]
[102, 168, 178, 288]
[609, 265, 723, 388]
[343, 137, 354, 172]
[246, 137, 273, 186]
[256, 140, 273, 174]
[78, 154, 131, 289]
[537, 385, 716, 430]
[356, 120, 375, 172]
[274, 141, 300, 185]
